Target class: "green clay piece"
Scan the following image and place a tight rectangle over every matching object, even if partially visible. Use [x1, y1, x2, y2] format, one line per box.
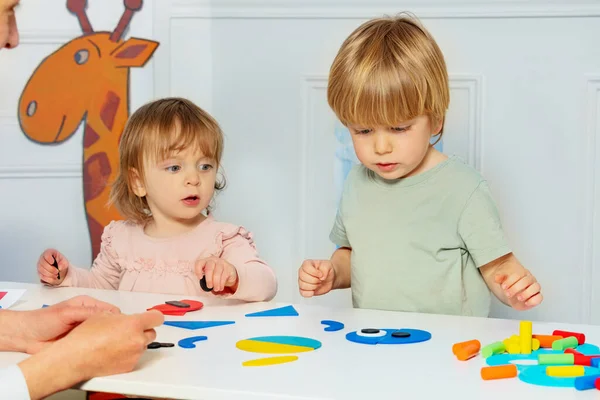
[538, 353, 575, 365]
[552, 336, 579, 351]
[481, 341, 506, 358]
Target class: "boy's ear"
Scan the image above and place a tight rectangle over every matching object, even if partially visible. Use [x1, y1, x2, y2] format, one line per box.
[433, 117, 444, 135]
[129, 168, 146, 197]
[111, 38, 159, 68]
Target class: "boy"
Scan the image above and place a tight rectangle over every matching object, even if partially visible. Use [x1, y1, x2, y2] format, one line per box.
[298, 15, 542, 316]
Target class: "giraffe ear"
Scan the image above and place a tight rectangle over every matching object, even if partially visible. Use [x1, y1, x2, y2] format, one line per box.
[112, 38, 159, 68]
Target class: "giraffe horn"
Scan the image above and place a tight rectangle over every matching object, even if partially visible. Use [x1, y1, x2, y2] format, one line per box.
[66, 0, 93, 34]
[109, 0, 143, 42]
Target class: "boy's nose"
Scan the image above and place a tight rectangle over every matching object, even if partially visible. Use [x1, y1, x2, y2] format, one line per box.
[374, 135, 392, 155]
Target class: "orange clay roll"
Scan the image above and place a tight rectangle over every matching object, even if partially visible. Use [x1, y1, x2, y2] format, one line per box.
[533, 335, 562, 348]
[452, 340, 480, 355]
[455, 341, 481, 361]
[481, 364, 518, 380]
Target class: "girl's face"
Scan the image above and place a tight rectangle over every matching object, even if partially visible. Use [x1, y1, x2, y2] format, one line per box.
[132, 145, 217, 228]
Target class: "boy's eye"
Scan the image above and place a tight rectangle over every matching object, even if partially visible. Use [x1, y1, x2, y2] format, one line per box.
[354, 128, 371, 134]
[392, 126, 410, 132]
[166, 165, 181, 172]
[199, 164, 213, 171]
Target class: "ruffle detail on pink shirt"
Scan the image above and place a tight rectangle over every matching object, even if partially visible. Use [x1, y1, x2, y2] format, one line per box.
[103, 220, 258, 277]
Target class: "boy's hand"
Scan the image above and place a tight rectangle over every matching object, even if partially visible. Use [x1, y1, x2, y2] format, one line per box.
[195, 257, 239, 293]
[37, 249, 69, 286]
[298, 260, 335, 297]
[494, 268, 542, 311]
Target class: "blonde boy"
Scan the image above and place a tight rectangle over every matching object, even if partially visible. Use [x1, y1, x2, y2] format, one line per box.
[298, 15, 542, 316]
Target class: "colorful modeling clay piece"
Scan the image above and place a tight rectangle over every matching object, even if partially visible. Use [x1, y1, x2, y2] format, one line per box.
[245, 305, 299, 317]
[452, 339, 480, 361]
[163, 321, 235, 330]
[552, 336, 579, 351]
[546, 366, 585, 377]
[520, 321, 532, 354]
[481, 364, 517, 380]
[574, 374, 600, 390]
[178, 336, 208, 349]
[321, 320, 344, 332]
[538, 353, 575, 365]
[553, 330, 585, 345]
[481, 341, 506, 358]
[346, 328, 431, 345]
[533, 335, 562, 348]
[242, 356, 298, 367]
[236, 336, 321, 354]
[147, 300, 203, 316]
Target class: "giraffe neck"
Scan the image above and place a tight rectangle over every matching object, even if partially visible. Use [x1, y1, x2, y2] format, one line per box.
[82, 86, 129, 259]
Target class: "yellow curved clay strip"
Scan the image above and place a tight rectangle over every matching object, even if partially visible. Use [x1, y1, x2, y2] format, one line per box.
[242, 355, 299, 367]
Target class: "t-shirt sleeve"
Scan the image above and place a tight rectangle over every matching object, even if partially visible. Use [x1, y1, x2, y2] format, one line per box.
[329, 170, 353, 248]
[458, 180, 512, 267]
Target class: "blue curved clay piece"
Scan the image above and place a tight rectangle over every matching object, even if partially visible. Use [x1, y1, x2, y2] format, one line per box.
[321, 320, 344, 332]
[345, 328, 431, 345]
[178, 336, 208, 349]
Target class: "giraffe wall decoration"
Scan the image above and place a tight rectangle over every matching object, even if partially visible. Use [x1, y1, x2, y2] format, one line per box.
[18, 0, 159, 262]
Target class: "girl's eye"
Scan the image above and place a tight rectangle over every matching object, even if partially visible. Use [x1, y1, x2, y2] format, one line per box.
[392, 126, 410, 132]
[199, 164, 213, 171]
[166, 165, 180, 172]
[358, 129, 371, 134]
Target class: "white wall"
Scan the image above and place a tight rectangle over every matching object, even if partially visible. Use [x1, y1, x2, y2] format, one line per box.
[2, 0, 600, 325]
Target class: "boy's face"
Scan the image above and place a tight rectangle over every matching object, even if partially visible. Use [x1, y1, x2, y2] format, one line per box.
[347, 114, 442, 180]
[132, 146, 217, 226]
[0, 0, 19, 49]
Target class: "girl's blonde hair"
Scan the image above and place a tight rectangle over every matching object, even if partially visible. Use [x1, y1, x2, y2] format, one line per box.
[109, 97, 225, 223]
[327, 14, 450, 143]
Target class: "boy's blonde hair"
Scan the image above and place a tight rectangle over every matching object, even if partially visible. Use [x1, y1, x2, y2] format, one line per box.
[327, 14, 450, 142]
[109, 97, 225, 223]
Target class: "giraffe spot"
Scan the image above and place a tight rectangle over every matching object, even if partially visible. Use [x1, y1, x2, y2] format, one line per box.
[83, 124, 100, 148]
[87, 216, 104, 262]
[115, 44, 147, 59]
[83, 152, 111, 201]
[101, 91, 120, 131]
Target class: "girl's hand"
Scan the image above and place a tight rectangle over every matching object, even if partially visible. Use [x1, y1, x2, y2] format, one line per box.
[37, 249, 69, 286]
[195, 257, 239, 293]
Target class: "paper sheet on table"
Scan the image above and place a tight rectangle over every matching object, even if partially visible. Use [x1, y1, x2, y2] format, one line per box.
[0, 289, 26, 309]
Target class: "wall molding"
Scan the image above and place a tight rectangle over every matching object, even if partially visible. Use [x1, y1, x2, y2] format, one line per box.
[584, 75, 600, 324]
[449, 75, 483, 172]
[0, 165, 81, 179]
[171, 0, 600, 19]
[18, 30, 79, 45]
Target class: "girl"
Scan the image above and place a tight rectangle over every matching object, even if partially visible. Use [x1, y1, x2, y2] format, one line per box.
[37, 97, 277, 302]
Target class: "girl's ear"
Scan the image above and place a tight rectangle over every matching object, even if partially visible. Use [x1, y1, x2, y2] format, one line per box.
[129, 168, 146, 197]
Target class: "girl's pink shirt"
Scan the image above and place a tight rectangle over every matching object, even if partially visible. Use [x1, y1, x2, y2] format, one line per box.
[58, 215, 277, 302]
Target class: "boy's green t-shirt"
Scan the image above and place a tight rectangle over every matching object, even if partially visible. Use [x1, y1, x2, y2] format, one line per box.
[330, 155, 511, 317]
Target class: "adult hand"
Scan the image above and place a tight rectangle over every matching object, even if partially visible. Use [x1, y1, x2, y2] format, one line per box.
[1, 295, 120, 354]
[18, 309, 164, 400]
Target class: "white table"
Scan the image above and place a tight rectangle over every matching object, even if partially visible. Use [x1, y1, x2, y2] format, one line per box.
[0, 281, 599, 399]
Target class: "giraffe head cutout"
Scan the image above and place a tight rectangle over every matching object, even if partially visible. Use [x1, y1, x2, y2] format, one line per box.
[18, 0, 159, 261]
